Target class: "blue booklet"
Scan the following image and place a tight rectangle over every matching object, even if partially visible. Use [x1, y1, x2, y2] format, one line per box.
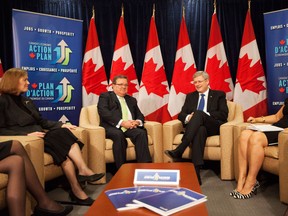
[132, 187, 207, 215]
[105, 187, 139, 211]
[105, 186, 176, 211]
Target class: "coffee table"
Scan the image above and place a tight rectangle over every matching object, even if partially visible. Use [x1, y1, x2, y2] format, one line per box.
[85, 162, 208, 216]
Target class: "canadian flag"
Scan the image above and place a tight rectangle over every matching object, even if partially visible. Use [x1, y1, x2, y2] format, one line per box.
[233, 10, 267, 121]
[205, 11, 234, 100]
[109, 15, 139, 99]
[138, 15, 171, 123]
[82, 16, 108, 107]
[168, 16, 197, 119]
[0, 58, 3, 78]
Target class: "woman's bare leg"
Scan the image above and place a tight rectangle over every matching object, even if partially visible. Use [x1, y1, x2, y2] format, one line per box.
[61, 157, 88, 199]
[67, 143, 94, 176]
[240, 132, 267, 195]
[236, 130, 253, 191]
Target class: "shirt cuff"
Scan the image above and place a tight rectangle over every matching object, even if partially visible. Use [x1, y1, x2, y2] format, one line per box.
[116, 119, 123, 128]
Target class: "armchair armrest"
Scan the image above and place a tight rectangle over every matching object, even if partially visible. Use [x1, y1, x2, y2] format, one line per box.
[278, 128, 288, 203]
[71, 127, 88, 164]
[219, 119, 244, 180]
[144, 121, 163, 162]
[163, 120, 183, 162]
[78, 123, 106, 184]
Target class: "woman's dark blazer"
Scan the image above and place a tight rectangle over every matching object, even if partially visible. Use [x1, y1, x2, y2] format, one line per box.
[0, 94, 62, 135]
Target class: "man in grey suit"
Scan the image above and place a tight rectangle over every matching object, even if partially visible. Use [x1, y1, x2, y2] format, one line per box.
[165, 71, 228, 185]
[98, 75, 152, 169]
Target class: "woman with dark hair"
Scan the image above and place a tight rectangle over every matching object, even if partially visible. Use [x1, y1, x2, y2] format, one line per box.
[0, 68, 104, 206]
[231, 98, 288, 199]
[0, 140, 73, 216]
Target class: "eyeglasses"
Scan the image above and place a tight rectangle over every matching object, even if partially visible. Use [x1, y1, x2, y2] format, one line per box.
[192, 79, 207, 85]
[114, 83, 129, 87]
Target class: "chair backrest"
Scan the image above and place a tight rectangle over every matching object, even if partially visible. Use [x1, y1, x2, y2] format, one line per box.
[227, 101, 243, 122]
[80, 105, 100, 126]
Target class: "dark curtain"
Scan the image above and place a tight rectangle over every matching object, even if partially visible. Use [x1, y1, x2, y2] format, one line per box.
[1, 0, 288, 85]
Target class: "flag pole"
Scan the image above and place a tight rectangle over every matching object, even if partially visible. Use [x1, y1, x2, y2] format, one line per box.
[182, 3, 185, 18]
[153, 4, 155, 18]
[214, 0, 216, 13]
[121, 3, 124, 17]
[248, 0, 251, 11]
[92, 5, 95, 18]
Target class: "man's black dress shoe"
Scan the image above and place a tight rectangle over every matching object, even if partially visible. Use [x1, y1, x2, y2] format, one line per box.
[164, 149, 182, 161]
[77, 173, 105, 183]
[33, 205, 73, 216]
[69, 191, 95, 206]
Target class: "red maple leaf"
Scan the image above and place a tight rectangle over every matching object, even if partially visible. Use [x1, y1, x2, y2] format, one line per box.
[280, 40, 285, 45]
[141, 58, 169, 97]
[111, 57, 138, 96]
[279, 87, 285, 93]
[82, 58, 107, 95]
[31, 83, 38, 89]
[172, 57, 196, 94]
[29, 53, 36, 59]
[206, 55, 231, 92]
[237, 54, 266, 94]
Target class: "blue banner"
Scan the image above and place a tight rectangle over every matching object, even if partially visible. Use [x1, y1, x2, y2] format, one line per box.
[264, 9, 288, 114]
[12, 9, 82, 124]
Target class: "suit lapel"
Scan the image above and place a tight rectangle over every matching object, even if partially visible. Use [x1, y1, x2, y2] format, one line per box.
[207, 90, 214, 111]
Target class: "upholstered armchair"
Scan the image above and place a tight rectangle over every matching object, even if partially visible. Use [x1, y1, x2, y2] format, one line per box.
[233, 124, 288, 204]
[0, 136, 44, 216]
[163, 101, 244, 180]
[79, 104, 163, 184]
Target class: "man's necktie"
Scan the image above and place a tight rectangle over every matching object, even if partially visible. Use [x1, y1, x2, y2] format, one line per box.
[197, 94, 205, 111]
[119, 97, 128, 132]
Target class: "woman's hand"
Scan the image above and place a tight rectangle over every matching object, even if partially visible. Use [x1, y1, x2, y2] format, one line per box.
[61, 124, 77, 130]
[247, 117, 256, 123]
[27, 131, 46, 138]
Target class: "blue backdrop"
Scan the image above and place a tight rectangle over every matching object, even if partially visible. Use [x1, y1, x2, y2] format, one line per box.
[264, 8, 288, 114]
[12, 9, 82, 124]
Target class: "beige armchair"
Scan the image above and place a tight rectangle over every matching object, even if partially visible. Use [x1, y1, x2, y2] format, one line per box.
[233, 124, 288, 204]
[79, 104, 163, 183]
[163, 101, 244, 180]
[0, 136, 44, 216]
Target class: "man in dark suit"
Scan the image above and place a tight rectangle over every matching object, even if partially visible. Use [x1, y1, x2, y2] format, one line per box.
[97, 75, 152, 169]
[164, 71, 228, 185]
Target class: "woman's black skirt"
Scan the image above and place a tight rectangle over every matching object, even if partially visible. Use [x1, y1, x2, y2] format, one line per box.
[0, 140, 13, 160]
[44, 128, 84, 165]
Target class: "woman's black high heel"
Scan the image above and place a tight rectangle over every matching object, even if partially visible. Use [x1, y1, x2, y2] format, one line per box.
[69, 191, 94, 206]
[77, 173, 105, 183]
[33, 205, 73, 216]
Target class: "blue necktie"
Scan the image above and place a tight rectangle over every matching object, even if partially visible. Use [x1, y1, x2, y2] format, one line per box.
[198, 94, 205, 111]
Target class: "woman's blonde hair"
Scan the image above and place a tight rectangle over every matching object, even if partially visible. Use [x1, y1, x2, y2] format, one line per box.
[0, 68, 28, 95]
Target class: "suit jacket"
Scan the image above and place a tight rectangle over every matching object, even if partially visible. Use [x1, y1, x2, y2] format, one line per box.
[178, 89, 228, 126]
[0, 94, 62, 135]
[97, 91, 144, 129]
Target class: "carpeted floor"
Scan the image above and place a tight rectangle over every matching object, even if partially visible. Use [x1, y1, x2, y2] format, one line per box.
[42, 161, 288, 216]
